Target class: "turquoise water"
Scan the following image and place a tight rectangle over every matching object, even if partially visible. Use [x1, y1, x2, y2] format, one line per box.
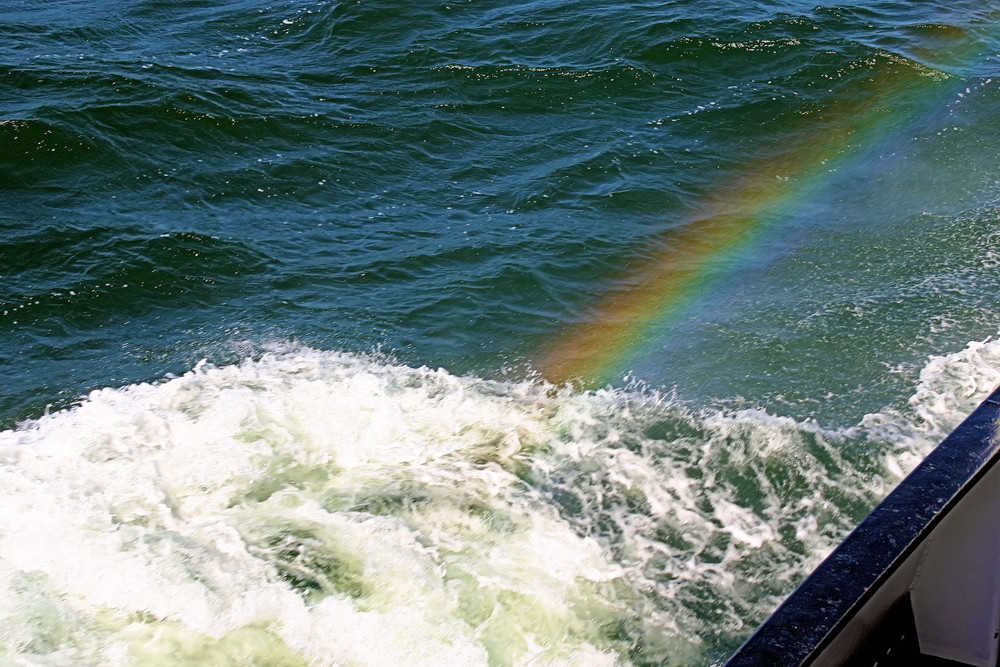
[2, 1, 1000, 664]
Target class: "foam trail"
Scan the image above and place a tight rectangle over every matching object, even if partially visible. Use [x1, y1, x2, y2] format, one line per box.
[1, 341, 999, 664]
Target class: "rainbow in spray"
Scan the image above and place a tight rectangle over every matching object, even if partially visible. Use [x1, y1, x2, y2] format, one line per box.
[539, 26, 994, 387]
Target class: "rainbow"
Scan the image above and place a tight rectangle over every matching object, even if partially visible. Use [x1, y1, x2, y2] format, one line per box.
[538, 35, 990, 387]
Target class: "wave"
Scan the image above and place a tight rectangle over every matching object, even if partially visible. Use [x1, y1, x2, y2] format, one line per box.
[2, 337, 998, 665]
[0, 230, 271, 333]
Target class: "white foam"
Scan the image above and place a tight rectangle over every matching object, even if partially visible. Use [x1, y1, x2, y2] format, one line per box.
[858, 335, 1000, 475]
[2, 340, 999, 664]
[0, 350, 624, 665]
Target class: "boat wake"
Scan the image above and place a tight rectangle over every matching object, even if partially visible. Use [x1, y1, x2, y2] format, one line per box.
[2, 339, 999, 665]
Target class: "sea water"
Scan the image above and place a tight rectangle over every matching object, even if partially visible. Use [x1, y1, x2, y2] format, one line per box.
[2, 0, 1000, 664]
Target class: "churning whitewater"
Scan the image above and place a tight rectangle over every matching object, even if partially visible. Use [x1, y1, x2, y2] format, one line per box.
[3, 340, 999, 665]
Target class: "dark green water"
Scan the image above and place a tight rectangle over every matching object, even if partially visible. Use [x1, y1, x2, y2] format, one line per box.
[2, 1, 1000, 664]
